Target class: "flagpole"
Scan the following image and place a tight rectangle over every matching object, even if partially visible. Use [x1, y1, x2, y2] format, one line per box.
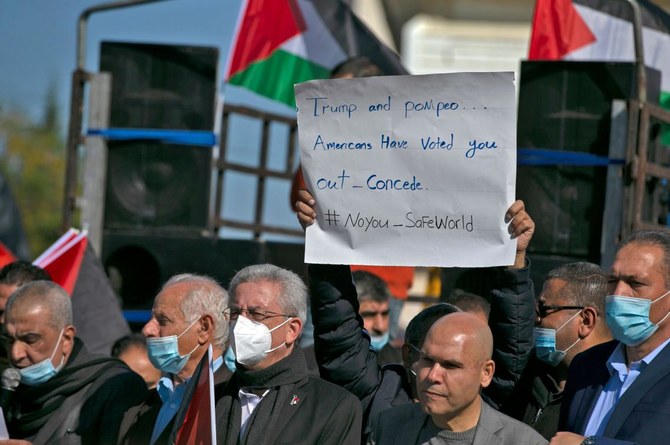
[623, 0, 646, 103]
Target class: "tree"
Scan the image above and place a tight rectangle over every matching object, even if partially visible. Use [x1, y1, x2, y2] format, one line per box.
[0, 92, 65, 257]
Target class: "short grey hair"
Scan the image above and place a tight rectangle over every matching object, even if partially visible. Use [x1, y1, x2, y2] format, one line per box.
[162, 274, 229, 347]
[5, 281, 72, 330]
[545, 262, 608, 315]
[229, 264, 308, 323]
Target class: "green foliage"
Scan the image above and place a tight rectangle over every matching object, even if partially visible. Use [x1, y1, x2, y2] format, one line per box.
[0, 102, 65, 258]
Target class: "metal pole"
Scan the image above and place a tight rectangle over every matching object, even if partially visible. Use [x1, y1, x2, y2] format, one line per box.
[62, 0, 167, 230]
[624, 0, 646, 103]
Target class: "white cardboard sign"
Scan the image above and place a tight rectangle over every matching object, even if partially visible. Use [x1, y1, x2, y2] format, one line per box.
[296, 72, 517, 267]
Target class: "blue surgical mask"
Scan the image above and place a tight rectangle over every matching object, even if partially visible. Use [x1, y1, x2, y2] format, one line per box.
[19, 329, 65, 386]
[534, 310, 582, 367]
[224, 346, 237, 372]
[370, 332, 390, 352]
[605, 291, 670, 346]
[146, 318, 200, 374]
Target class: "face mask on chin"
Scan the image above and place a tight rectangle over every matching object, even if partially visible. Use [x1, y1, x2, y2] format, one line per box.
[146, 318, 201, 374]
[231, 315, 292, 367]
[370, 331, 390, 352]
[18, 329, 65, 386]
[605, 290, 670, 346]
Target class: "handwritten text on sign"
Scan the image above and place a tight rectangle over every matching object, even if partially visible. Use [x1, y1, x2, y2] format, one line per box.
[296, 72, 517, 267]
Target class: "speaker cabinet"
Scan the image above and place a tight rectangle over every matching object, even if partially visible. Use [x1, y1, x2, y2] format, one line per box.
[517, 61, 661, 260]
[99, 42, 218, 232]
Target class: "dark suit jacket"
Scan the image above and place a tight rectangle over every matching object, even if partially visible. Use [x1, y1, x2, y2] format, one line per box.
[370, 400, 547, 445]
[119, 364, 232, 445]
[216, 372, 362, 445]
[560, 339, 670, 445]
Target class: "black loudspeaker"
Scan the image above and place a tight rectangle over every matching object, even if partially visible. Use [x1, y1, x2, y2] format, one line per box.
[517, 61, 661, 260]
[102, 232, 306, 309]
[99, 42, 218, 231]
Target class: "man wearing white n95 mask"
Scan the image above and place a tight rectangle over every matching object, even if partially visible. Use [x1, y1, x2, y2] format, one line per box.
[216, 264, 361, 445]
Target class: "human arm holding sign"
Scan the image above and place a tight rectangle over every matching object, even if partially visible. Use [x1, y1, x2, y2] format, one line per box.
[298, 189, 537, 409]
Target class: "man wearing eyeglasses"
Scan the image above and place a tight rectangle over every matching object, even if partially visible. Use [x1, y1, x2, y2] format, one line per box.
[553, 230, 670, 445]
[119, 274, 231, 445]
[215, 263, 362, 445]
[369, 312, 547, 444]
[502, 262, 610, 439]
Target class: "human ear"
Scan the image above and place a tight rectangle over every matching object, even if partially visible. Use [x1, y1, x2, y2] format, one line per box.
[285, 317, 303, 346]
[62, 325, 77, 355]
[578, 307, 598, 338]
[480, 359, 495, 388]
[198, 315, 214, 344]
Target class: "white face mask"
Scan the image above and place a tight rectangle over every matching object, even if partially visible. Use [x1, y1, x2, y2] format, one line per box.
[231, 315, 292, 366]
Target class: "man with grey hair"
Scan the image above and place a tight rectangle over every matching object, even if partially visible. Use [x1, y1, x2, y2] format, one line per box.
[119, 273, 231, 445]
[215, 263, 362, 445]
[1, 281, 147, 445]
[353, 270, 402, 365]
[503, 262, 610, 439]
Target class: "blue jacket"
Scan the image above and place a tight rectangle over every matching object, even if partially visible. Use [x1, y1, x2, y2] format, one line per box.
[559, 339, 670, 445]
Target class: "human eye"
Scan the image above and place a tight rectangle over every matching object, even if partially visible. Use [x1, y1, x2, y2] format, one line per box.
[248, 308, 267, 321]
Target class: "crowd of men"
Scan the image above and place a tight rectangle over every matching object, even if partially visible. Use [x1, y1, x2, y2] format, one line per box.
[0, 193, 669, 445]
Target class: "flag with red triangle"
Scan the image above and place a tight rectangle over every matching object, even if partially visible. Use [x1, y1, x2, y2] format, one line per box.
[226, 0, 407, 107]
[528, 0, 670, 143]
[33, 228, 88, 295]
[171, 345, 216, 445]
[0, 241, 17, 269]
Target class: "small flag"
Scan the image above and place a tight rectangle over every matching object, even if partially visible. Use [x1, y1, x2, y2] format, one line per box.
[171, 345, 216, 445]
[226, 0, 407, 107]
[0, 242, 16, 269]
[290, 395, 300, 405]
[33, 228, 88, 295]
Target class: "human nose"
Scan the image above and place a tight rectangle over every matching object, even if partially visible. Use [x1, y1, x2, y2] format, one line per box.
[426, 362, 442, 383]
[142, 319, 159, 337]
[10, 341, 27, 364]
[611, 280, 631, 297]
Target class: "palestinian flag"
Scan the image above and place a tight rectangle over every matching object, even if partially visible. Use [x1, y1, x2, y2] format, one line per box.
[226, 0, 407, 107]
[529, 0, 670, 143]
[33, 228, 88, 295]
[170, 346, 216, 445]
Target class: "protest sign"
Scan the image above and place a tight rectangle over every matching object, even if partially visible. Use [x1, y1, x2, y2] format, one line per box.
[296, 72, 516, 267]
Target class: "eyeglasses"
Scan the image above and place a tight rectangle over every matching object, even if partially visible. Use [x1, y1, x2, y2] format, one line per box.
[536, 302, 585, 319]
[224, 306, 293, 322]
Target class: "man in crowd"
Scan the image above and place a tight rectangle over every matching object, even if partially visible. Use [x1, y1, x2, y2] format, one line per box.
[112, 333, 162, 389]
[370, 312, 547, 444]
[297, 191, 537, 439]
[503, 262, 610, 439]
[0, 261, 51, 372]
[0, 261, 50, 323]
[353, 270, 402, 365]
[1, 281, 147, 444]
[554, 230, 670, 445]
[120, 273, 231, 445]
[216, 264, 361, 445]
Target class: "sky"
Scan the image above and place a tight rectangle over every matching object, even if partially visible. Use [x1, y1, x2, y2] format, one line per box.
[0, 0, 302, 238]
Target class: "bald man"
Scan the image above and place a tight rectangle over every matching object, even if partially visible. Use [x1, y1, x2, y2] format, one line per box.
[1, 281, 147, 445]
[369, 312, 547, 445]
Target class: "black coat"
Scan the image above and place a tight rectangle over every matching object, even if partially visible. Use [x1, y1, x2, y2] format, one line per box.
[216, 348, 362, 445]
[308, 262, 535, 439]
[8, 338, 147, 445]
